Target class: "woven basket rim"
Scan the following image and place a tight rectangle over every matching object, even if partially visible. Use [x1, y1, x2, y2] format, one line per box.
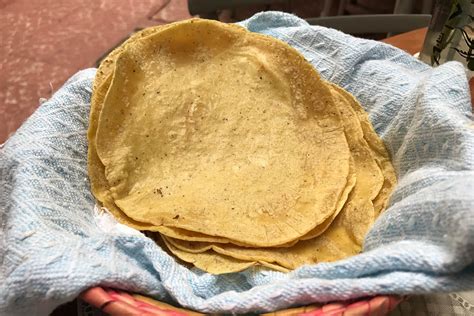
[80, 286, 403, 315]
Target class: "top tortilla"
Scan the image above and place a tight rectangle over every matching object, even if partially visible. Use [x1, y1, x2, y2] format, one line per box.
[88, 23, 355, 246]
[94, 19, 353, 246]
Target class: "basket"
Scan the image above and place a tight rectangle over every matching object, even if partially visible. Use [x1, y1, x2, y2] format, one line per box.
[80, 287, 402, 315]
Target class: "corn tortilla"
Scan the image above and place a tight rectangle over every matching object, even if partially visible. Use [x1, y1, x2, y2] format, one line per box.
[162, 236, 257, 274]
[95, 19, 352, 246]
[89, 20, 355, 247]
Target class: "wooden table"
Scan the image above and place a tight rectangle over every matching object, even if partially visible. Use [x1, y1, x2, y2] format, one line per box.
[382, 27, 428, 55]
[382, 27, 474, 106]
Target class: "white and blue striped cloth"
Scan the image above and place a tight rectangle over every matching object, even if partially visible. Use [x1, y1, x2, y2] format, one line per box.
[1, 12, 473, 315]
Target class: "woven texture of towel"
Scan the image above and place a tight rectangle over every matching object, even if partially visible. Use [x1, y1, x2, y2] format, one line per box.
[1, 12, 473, 315]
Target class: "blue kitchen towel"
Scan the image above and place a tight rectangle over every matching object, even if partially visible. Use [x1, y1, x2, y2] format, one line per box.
[1, 11, 474, 315]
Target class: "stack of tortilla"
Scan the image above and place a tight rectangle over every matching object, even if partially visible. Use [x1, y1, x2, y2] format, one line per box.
[87, 19, 396, 274]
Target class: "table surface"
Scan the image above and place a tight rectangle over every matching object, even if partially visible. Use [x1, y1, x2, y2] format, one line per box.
[382, 28, 428, 55]
[382, 27, 474, 107]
